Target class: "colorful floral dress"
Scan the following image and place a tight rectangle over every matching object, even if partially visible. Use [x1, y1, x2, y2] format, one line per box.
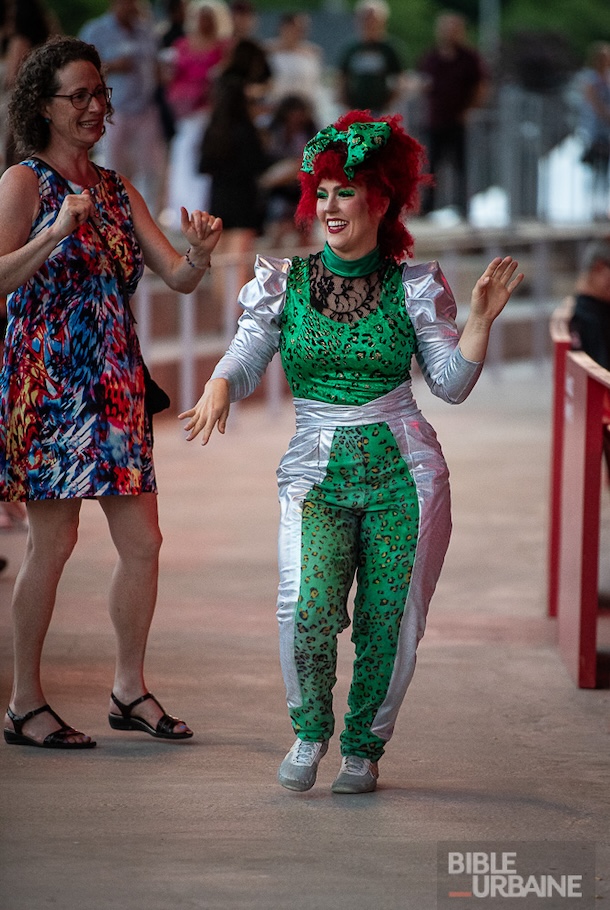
[0, 158, 155, 501]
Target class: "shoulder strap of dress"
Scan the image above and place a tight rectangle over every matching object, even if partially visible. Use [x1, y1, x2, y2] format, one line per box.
[28, 156, 70, 189]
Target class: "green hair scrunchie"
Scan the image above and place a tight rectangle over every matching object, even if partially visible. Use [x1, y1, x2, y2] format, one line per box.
[301, 121, 392, 179]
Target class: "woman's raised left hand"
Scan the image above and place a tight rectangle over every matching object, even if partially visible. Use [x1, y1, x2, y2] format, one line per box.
[470, 256, 524, 325]
[180, 206, 223, 267]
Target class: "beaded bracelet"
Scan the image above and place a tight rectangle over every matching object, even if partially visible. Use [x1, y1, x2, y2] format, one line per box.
[185, 247, 210, 270]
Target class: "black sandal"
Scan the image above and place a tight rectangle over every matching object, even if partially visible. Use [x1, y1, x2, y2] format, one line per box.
[4, 704, 97, 749]
[108, 692, 193, 740]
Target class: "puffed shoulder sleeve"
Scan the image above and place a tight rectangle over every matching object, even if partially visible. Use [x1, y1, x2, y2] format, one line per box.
[402, 260, 483, 404]
[210, 255, 292, 401]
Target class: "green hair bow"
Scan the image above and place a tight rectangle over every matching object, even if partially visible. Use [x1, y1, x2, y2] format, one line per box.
[301, 121, 392, 179]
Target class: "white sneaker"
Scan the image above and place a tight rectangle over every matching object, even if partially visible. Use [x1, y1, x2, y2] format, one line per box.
[331, 755, 379, 794]
[277, 739, 329, 791]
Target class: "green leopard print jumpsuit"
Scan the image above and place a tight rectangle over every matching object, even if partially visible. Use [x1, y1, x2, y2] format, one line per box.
[211, 251, 482, 761]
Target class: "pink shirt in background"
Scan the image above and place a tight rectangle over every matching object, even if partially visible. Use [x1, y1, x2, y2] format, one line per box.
[166, 37, 227, 119]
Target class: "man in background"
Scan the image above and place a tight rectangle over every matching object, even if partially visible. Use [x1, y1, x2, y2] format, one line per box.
[338, 0, 404, 116]
[569, 239, 610, 469]
[80, 0, 166, 216]
[570, 239, 610, 369]
[417, 12, 489, 218]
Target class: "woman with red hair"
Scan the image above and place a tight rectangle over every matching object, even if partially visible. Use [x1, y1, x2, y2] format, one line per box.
[181, 111, 523, 793]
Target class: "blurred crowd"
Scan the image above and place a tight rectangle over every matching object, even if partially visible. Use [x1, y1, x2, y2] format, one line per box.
[0, 0, 609, 240]
[53, 0, 332, 250]
[0, 0, 489, 245]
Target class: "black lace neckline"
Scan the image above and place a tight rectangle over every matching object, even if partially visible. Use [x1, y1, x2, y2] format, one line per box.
[308, 252, 388, 324]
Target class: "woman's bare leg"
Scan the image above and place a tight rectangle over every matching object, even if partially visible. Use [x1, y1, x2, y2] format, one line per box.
[100, 493, 189, 734]
[3, 499, 92, 744]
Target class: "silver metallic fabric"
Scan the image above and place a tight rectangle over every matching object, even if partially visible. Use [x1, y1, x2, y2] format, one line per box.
[405, 259, 483, 403]
[211, 256, 291, 400]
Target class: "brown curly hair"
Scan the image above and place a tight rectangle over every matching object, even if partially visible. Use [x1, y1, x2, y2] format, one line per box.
[295, 110, 429, 262]
[8, 35, 113, 158]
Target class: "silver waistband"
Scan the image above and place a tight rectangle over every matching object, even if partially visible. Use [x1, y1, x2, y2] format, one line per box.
[293, 381, 419, 429]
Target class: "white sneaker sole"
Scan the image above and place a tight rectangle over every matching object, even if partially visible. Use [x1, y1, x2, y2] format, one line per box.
[331, 774, 378, 794]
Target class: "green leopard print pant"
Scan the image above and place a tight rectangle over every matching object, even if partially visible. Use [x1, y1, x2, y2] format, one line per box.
[285, 421, 419, 761]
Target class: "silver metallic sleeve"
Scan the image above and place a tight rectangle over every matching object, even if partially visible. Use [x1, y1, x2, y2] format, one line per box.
[402, 260, 483, 404]
[210, 255, 292, 402]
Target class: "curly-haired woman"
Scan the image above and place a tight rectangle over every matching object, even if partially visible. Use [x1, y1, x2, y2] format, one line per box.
[0, 36, 221, 750]
[180, 110, 523, 793]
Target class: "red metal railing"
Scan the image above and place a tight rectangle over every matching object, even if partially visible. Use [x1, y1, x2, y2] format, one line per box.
[549, 306, 610, 686]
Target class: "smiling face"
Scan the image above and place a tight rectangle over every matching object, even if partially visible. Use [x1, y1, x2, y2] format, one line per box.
[43, 59, 108, 151]
[315, 178, 387, 260]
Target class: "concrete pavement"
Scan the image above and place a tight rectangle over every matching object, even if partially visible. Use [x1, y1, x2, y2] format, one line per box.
[0, 360, 608, 910]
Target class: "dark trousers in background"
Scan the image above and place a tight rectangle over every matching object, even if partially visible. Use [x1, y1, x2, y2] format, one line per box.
[422, 123, 467, 217]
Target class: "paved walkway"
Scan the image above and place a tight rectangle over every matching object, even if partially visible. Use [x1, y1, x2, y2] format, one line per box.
[0, 361, 608, 910]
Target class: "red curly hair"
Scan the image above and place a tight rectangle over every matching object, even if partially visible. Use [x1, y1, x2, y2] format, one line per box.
[295, 110, 429, 262]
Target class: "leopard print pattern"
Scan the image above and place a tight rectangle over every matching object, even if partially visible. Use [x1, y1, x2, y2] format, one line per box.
[289, 421, 419, 760]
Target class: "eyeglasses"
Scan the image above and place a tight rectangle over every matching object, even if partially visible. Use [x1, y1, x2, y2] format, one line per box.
[49, 86, 112, 110]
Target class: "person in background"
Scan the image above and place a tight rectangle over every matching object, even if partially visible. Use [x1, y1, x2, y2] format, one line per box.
[266, 12, 324, 124]
[0, 36, 221, 750]
[569, 239, 610, 470]
[2, 0, 56, 90]
[224, 0, 271, 108]
[417, 12, 489, 219]
[199, 73, 268, 234]
[199, 73, 268, 301]
[155, 0, 187, 147]
[337, 0, 403, 116]
[577, 42, 610, 220]
[80, 0, 166, 217]
[160, 0, 186, 49]
[180, 110, 523, 794]
[228, 0, 259, 47]
[260, 93, 317, 247]
[2, 0, 57, 169]
[570, 239, 610, 369]
[161, 0, 230, 230]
